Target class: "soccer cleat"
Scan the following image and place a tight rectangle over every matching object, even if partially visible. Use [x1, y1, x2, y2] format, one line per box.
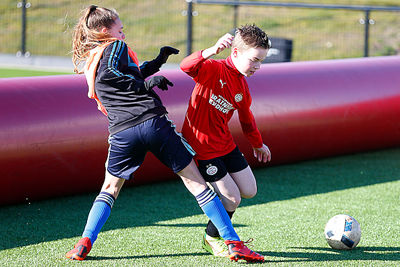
[65, 237, 92, 261]
[202, 232, 229, 257]
[225, 239, 264, 263]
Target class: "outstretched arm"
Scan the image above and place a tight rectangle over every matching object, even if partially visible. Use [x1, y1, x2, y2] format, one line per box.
[140, 46, 179, 78]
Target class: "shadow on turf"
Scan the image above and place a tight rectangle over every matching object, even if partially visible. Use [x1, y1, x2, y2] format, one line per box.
[85, 252, 208, 261]
[1, 148, 400, 251]
[260, 246, 400, 262]
[84, 247, 400, 263]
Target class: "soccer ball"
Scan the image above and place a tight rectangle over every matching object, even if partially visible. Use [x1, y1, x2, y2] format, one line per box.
[324, 214, 361, 250]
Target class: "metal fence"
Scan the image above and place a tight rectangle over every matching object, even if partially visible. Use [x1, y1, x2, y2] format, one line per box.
[1, 0, 399, 66]
[187, 0, 400, 62]
[0, 0, 189, 63]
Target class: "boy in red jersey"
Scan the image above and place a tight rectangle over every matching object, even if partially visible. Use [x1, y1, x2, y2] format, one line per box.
[180, 25, 272, 257]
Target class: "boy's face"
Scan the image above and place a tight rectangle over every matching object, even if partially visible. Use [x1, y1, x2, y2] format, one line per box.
[103, 18, 125, 40]
[232, 47, 268, 77]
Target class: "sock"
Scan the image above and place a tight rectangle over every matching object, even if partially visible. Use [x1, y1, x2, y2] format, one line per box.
[206, 210, 235, 238]
[196, 188, 240, 241]
[82, 192, 115, 244]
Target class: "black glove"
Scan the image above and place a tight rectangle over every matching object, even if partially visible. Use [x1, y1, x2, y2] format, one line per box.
[144, 76, 173, 91]
[156, 46, 179, 64]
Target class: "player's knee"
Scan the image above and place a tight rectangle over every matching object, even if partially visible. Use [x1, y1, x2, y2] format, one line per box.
[240, 186, 257, 199]
[224, 194, 241, 210]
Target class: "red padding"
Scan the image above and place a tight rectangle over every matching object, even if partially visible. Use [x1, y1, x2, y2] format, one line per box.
[1, 56, 399, 205]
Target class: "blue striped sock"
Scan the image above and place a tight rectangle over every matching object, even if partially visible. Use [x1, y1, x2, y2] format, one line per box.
[196, 188, 240, 241]
[82, 192, 115, 244]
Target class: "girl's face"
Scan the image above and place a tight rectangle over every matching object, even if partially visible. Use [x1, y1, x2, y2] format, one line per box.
[232, 47, 268, 77]
[103, 18, 125, 40]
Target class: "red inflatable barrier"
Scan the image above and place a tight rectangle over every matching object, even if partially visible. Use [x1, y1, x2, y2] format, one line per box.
[1, 56, 400, 205]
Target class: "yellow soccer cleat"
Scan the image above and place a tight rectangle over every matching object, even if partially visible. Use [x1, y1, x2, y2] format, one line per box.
[202, 231, 229, 257]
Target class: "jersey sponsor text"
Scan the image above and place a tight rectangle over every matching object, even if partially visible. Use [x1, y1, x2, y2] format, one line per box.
[209, 93, 234, 114]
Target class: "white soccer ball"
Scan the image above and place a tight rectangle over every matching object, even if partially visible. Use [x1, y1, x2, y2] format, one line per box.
[324, 214, 361, 250]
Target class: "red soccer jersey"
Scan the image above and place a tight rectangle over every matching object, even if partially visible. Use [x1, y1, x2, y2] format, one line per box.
[181, 50, 263, 160]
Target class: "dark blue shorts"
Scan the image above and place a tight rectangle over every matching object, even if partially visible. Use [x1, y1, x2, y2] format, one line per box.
[196, 146, 249, 183]
[106, 115, 195, 180]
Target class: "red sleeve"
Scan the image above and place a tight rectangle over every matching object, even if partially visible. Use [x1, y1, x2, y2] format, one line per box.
[180, 50, 219, 83]
[180, 50, 205, 79]
[238, 94, 263, 148]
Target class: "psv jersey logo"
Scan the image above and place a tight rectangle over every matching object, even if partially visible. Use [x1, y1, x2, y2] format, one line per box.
[235, 93, 243, 102]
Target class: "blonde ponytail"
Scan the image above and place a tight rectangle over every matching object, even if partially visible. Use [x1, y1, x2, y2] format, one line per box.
[72, 5, 119, 73]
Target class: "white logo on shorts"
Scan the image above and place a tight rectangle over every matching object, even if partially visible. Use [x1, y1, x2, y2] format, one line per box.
[235, 93, 243, 102]
[206, 164, 218, 176]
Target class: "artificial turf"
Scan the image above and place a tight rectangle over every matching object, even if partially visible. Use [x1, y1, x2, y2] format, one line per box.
[1, 147, 399, 266]
[0, 68, 71, 78]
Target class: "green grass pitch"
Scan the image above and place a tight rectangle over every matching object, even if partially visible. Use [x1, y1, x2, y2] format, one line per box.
[1, 147, 399, 266]
[0, 68, 71, 78]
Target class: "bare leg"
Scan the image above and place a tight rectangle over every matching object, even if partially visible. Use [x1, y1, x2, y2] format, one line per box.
[229, 166, 257, 199]
[211, 174, 241, 212]
[177, 159, 209, 196]
[177, 159, 240, 242]
[210, 166, 257, 212]
[101, 170, 126, 199]
[206, 166, 257, 238]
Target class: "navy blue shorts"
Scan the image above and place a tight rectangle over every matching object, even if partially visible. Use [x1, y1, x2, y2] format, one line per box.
[196, 146, 249, 182]
[106, 115, 195, 180]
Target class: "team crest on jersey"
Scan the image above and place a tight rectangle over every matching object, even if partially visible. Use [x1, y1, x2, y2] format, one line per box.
[206, 164, 218, 176]
[235, 93, 243, 102]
